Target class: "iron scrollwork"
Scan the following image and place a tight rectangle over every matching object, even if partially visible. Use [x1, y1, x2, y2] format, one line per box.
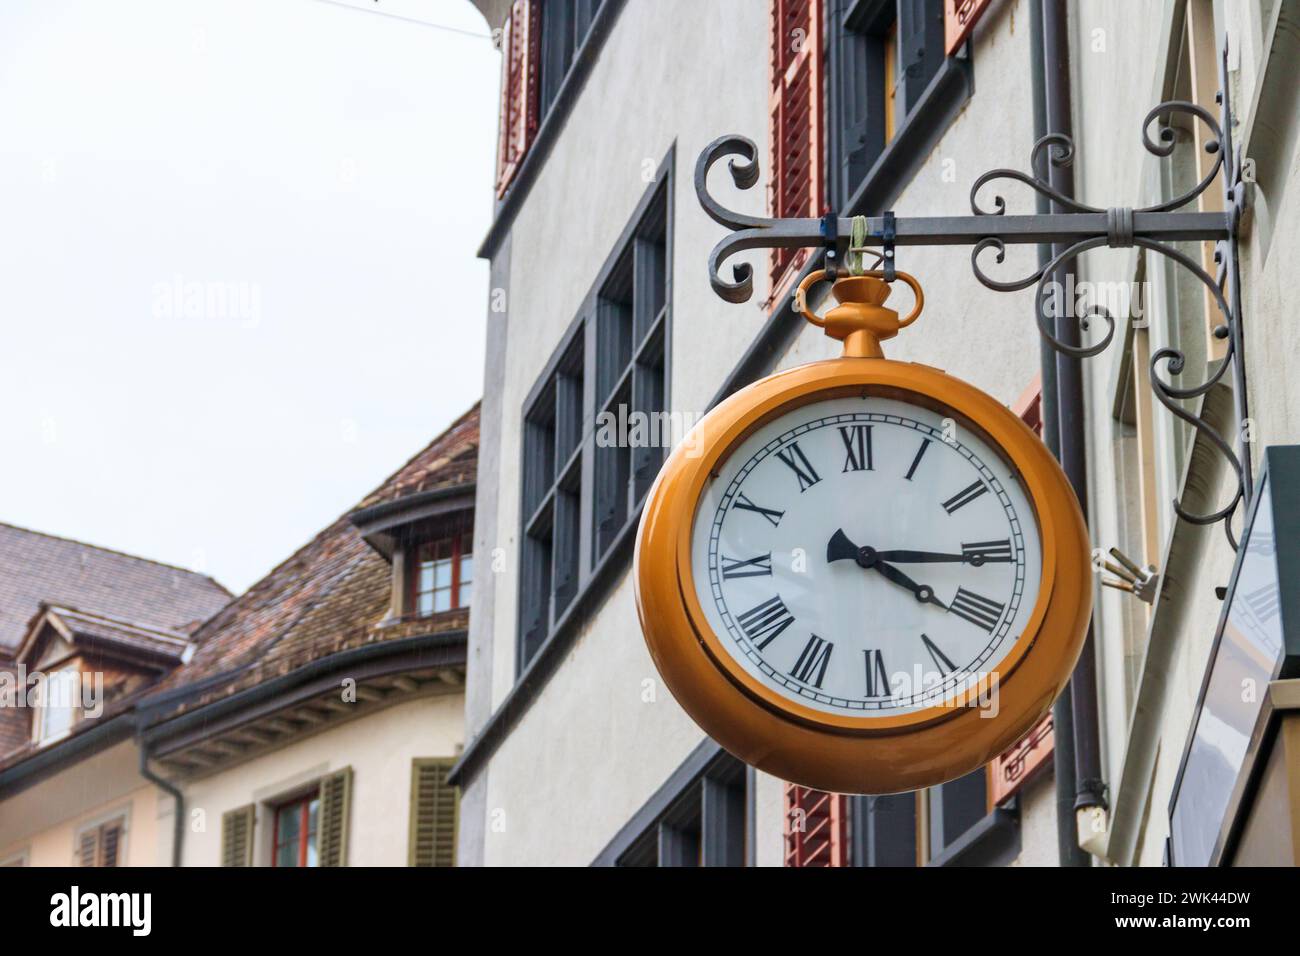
[693, 50, 1250, 550]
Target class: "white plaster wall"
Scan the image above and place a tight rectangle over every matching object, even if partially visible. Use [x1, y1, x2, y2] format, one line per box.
[471, 0, 1069, 866]
[181, 694, 463, 866]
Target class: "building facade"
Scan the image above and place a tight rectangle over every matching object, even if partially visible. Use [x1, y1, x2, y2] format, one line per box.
[456, 0, 1300, 866]
[0, 404, 479, 867]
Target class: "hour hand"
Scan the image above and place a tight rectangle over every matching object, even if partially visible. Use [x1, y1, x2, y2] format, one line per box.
[826, 528, 861, 563]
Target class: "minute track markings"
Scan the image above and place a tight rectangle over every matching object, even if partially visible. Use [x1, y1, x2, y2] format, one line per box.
[705, 409, 1031, 712]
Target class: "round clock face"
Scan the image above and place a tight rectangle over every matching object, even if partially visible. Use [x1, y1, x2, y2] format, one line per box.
[690, 394, 1043, 719]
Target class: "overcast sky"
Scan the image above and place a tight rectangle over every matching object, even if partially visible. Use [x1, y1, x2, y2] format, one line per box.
[0, 0, 498, 593]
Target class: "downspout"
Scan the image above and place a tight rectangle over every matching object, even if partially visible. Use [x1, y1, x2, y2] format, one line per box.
[138, 735, 184, 867]
[1035, 0, 1107, 858]
[1029, 0, 1086, 869]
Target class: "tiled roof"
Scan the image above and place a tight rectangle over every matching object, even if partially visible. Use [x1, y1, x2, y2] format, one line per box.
[355, 402, 480, 511]
[146, 402, 480, 712]
[0, 402, 479, 768]
[0, 523, 231, 652]
[20, 606, 192, 666]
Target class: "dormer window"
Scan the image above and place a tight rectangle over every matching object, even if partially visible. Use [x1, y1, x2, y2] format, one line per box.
[412, 533, 473, 615]
[33, 665, 80, 744]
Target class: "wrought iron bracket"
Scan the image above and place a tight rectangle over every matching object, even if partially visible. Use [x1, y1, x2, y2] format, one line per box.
[695, 45, 1251, 549]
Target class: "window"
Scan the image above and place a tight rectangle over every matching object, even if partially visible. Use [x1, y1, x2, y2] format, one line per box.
[412, 533, 473, 615]
[33, 665, 80, 744]
[918, 767, 988, 863]
[827, 0, 947, 206]
[518, 164, 671, 670]
[784, 786, 916, 866]
[76, 815, 126, 867]
[494, 0, 605, 197]
[616, 755, 747, 867]
[273, 793, 320, 868]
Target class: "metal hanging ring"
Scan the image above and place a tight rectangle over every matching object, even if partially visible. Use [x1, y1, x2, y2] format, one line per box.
[794, 268, 925, 330]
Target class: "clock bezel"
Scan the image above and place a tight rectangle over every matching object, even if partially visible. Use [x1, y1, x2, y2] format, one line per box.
[635, 357, 1092, 792]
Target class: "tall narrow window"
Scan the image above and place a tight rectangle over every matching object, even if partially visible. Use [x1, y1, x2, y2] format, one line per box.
[495, 0, 605, 198]
[827, 0, 947, 207]
[495, 0, 541, 197]
[518, 164, 671, 671]
[34, 666, 80, 744]
[273, 793, 320, 868]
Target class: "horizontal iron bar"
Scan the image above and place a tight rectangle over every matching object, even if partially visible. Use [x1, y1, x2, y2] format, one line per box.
[759, 211, 1229, 247]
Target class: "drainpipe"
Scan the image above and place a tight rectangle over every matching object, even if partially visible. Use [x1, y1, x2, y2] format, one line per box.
[1029, 0, 1085, 869]
[138, 736, 184, 867]
[1034, 0, 1107, 860]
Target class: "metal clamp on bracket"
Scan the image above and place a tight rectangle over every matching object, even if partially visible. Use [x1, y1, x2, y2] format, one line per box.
[879, 211, 897, 282]
[820, 211, 839, 280]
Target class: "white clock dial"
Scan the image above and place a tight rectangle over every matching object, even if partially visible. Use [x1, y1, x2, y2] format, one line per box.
[690, 395, 1043, 718]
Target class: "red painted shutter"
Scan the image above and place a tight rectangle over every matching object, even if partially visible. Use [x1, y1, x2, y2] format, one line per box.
[944, 0, 994, 56]
[784, 784, 849, 866]
[767, 0, 825, 306]
[495, 0, 541, 198]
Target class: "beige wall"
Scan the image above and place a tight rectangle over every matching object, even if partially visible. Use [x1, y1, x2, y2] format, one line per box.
[181, 694, 463, 867]
[0, 692, 463, 867]
[0, 740, 165, 866]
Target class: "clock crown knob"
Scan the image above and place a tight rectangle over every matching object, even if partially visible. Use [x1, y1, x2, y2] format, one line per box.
[795, 269, 924, 359]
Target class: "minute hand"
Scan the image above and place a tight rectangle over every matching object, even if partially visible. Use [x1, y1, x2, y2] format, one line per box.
[871, 549, 969, 564]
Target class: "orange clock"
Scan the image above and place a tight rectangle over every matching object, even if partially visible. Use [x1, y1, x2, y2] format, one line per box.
[635, 271, 1092, 793]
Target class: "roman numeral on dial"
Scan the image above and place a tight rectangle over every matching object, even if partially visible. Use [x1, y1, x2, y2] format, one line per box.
[920, 634, 958, 675]
[721, 553, 772, 579]
[775, 441, 821, 492]
[838, 424, 873, 471]
[904, 438, 931, 481]
[942, 479, 988, 514]
[962, 539, 1013, 565]
[790, 634, 833, 688]
[863, 648, 890, 697]
[949, 587, 1005, 633]
[732, 492, 784, 528]
[736, 596, 795, 650]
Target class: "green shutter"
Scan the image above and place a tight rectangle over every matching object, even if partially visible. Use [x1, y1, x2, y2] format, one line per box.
[317, 767, 353, 867]
[408, 758, 458, 867]
[220, 805, 256, 867]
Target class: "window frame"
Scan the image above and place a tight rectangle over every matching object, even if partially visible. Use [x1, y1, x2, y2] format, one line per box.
[611, 750, 747, 868]
[33, 663, 81, 746]
[515, 150, 674, 676]
[409, 531, 473, 616]
[272, 791, 320, 869]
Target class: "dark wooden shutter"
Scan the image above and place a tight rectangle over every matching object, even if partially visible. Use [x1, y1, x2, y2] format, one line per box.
[784, 784, 849, 866]
[896, 0, 945, 114]
[767, 0, 825, 305]
[99, 820, 122, 867]
[409, 759, 459, 867]
[220, 804, 256, 867]
[317, 767, 353, 867]
[77, 828, 98, 867]
[495, 0, 541, 198]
